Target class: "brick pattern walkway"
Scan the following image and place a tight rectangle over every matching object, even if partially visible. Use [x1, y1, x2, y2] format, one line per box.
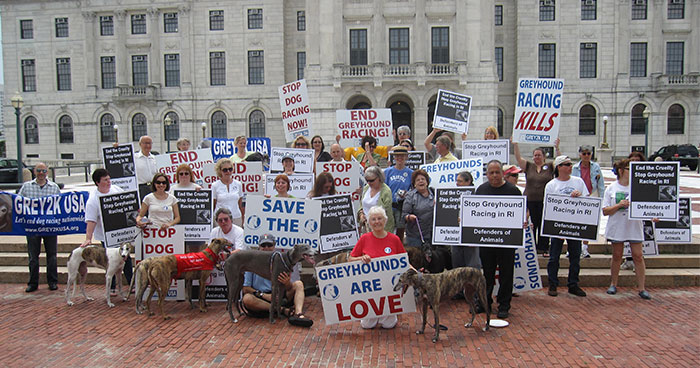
[1, 284, 698, 367]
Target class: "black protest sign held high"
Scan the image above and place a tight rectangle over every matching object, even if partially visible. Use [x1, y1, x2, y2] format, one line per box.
[102, 144, 137, 192]
[629, 161, 679, 220]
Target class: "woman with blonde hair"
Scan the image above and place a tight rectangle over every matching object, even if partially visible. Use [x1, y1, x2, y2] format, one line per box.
[212, 158, 244, 226]
[231, 136, 251, 163]
[484, 126, 499, 140]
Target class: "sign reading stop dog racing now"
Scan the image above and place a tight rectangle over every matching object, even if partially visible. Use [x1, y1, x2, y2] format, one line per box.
[432, 187, 475, 245]
[270, 147, 315, 173]
[541, 194, 602, 242]
[629, 161, 679, 220]
[279, 79, 311, 142]
[174, 190, 212, 241]
[512, 78, 564, 144]
[99, 191, 140, 248]
[244, 195, 321, 250]
[155, 149, 215, 188]
[655, 197, 692, 243]
[462, 140, 510, 166]
[336, 109, 393, 148]
[264, 173, 315, 198]
[102, 143, 137, 192]
[459, 195, 526, 248]
[316, 161, 362, 208]
[420, 158, 483, 189]
[316, 254, 416, 325]
[140, 226, 185, 300]
[432, 89, 472, 134]
[318, 194, 359, 254]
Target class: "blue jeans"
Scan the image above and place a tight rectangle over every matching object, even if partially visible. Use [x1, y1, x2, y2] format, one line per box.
[547, 238, 581, 288]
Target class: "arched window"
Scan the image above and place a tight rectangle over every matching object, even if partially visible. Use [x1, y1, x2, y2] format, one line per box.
[352, 102, 371, 109]
[59, 115, 73, 143]
[100, 113, 116, 142]
[132, 113, 147, 141]
[24, 116, 39, 144]
[630, 103, 647, 135]
[164, 111, 179, 141]
[389, 101, 412, 136]
[667, 104, 685, 135]
[578, 104, 596, 135]
[211, 110, 227, 138]
[427, 100, 436, 135]
[249, 110, 265, 137]
[497, 108, 504, 137]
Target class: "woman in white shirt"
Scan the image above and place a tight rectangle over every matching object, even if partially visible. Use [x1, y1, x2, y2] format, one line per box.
[211, 158, 244, 227]
[170, 164, 202, 192]
[136, 173, 180, 230]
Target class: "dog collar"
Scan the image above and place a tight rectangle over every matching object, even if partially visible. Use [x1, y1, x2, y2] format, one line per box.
[270, 250, 292, 272]
[204, 247, 217, 260]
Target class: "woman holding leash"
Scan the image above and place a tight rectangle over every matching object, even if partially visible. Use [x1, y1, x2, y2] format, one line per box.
[400, 169, 434, 248]
[212, 158, 244, 227]
[358, 166, 394, 234]
[136, 173, 181, 230]
[348, 206, 406, 329]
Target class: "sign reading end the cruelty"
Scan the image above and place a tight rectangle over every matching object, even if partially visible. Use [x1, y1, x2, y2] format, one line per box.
[173, 190, 212, 241]
[541, 194, 602, 242]
[102, 143, 137, 192]
[244, 195, 321, 250]
[99, 191, 140, 248]
[512, 78, 564, 144]
[460, 195, 526, 248]
[318, 194, 359, 254]
[336, 109, 393, 147]
[655, 197, 692, 243]
[389, 151, 426, 171]
[629, 161, 679, 220]
[432, 89, 472, 134]
[432, 187, 475, 245]
[279, 79, 311, 142]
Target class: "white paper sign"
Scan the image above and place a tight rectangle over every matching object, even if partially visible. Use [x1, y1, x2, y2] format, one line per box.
[155, 149, 215, 188]
[139, 226, 186, 300]
[279, 79, 311, 142]
[270, 148, 315, 173]
[420, 158, 483, 189]
[336, 109, 393, 148]
[316, 161, 362, 210]
[264, 173, 315, 199]
[432, 89, 472, 134]
[512, 78, 564, 144]
[461, 140, 510, 165]
[244, 195, 321, 250]
[495, 226, 542, 295]
[230, 162, 264, 196]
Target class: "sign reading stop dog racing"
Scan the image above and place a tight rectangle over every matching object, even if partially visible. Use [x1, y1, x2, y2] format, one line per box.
[460, 195, 526, 248]
[155, 149, 215, 188]
[174, 190, 212, 241]
[432, 89, 472, 134]
[264, 173, 315, 198]
[316, 254, 416, 325]
[279, 79, 311, 142]
[102, 143, 137, 192]
[541, 194, 602, 242]
[336, 109, 393, 147]
[141, 226, 185, 300]
[420, 158, 483, 189]
[389, 151, 426, 171]
[655, 197, 692, 243]
[244, 195, 321, 250]
[99, 191, 140, 248]
[432, 187, 475, 245]
[512, 78, 564, 144]
[316, 161, 362, 205]
[318, 194, 359, 254]
[461, 140, 510, 166]
[629, 161, 679, 220]
[270, 147, 315, 173]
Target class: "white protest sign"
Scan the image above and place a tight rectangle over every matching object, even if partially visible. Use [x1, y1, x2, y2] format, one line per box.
[512, 78, 564, 144]
[264, 173, 315, 199]
[318, 194, 359, 254]
[541, 194, 602, 242]
[244, 195, 321, 250]
[102, 143, 138, 192]
[200, 163, 218, 190]
[155, 149, 215, 188]
[432, 89, 472, 134]
[494, 226, 542, 295]
[655, 197, 692, 243]
[624, 221, 659, 256]
[460, 195, 526, 248]
[230, 162, 264, 196]
[629, 161, 679, 220]
[140, 226, 185, 300]
[279, 79, 311, 142]
[270, 147, 315, 173]
[316, 161, 362, 210]
[420, 158, 483, 189]
[336, 109, 393, 148]
[316, 254, 416, 324]
[461, 140, 510, 165]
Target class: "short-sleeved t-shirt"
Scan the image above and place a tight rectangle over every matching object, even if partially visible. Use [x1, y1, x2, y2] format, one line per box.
[544, 176, 590, 197]
[384, 166, 413, 203]
[212, 179, 243, 219]
[524, 161, 554, 202]
[142, 193, 178, 227]
[350, 232, 406, 259]
[602, 181, 643, 242]
[85, 186, 124, 242]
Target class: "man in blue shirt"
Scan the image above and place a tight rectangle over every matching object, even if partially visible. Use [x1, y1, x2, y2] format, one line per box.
[384, 145, 413, 239]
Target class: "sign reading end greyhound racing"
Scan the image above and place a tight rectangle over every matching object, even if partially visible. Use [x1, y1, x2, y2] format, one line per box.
[318, 194, 359, 254]
[512, 78, 564, 144]
[316, 254, 416, 325]
[541, 194, 602, 242]
[460, 195, 526, 248]
[629, 161, 679, 220]
[279, 79, 311, 142]
[336, 109, 393, 147]
[99, 191, 140, 248]
[244, 195, 321, 250]
[432, 89, 472, 134]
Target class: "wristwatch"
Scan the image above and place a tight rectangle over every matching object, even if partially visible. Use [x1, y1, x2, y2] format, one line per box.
[254, 290, 263, 298]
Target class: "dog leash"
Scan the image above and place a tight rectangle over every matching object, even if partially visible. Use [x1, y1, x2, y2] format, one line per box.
[415, 216, 425, 244]
[270, 250, 291, 274]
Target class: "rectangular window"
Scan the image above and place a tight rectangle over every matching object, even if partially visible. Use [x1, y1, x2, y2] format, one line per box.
[539, 0, 555, 21]
[580, 43, 597, 78]
[21, 59, 36, 92]
[248, 51, 264, 85]
[581, 0, 596, 20]
[132, 55, 148, 86]
[55, 18, 69, 38]
[666, 42, 684, 75]
[56, 58, 72, 91]
[248, 9, 263, 29]
[350, 29, 368, 66]
[101, 56, 116, 89]
[20, 20, 33, 39]
[668, 0, 685, 19]
[100, 16, 114, 36]
[164, 12, 178, 33]
[210, 52, 226, 86]
[164, 54, 180, 87]
[630, 42, 647, 77]
[297, 11, 306, 31]
[631, 0, 647, 20]
[297, 52, 306, 80]
[431, 27, 449, 64]
[538, 43, 556, 78]
[131, 14, 146, 34]
[210, 10, 224, 31]
[389, 28, 409, 65]
[495, 47, 504, 82]
[495, 5, 503, 26]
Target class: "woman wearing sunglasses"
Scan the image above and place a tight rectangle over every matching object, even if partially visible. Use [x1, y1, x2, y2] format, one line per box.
[212, 158, 244, 227]
[170, 164, 202, 191]
[136, 173, 180, 230]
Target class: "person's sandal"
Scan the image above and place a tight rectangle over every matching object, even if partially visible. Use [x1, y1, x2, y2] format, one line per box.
[280, 307, 293, 318]
[288, 313, 313, 327]
[606, 285, 617, 295]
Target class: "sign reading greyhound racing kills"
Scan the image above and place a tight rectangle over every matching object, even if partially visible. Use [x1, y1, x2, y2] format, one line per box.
[315, 254, 416, 325]
[0, 191, 89, 236]
[460, 195, 526, 248]
[174, 190, 212, 241]
[432, 89, 472, 134]
[140, 226, 185, 300]
[512, 78, 564, 144]
[244, 195, 321, 249]
[270, 147, 315, 173]
[156, 149, 215, 188]
[264, 173, 315, 198]
[99, 191, 141, 248]
[541, 194, 602, 241]
[420, 158, 483, 189]
[336, 109, 393, 147]
[318, 194, 359, 254]
[655, 197, 692, 243]
[388, 151, 426, 171]
[432, 187, 475, 245]
[279, 79, 312, 142]
[629, 161, 679, 220]
[102, 143, 138, 192]
[461, 140, 510, 166]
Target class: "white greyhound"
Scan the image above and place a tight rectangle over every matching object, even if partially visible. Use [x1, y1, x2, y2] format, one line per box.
[65, 243, 132, 307]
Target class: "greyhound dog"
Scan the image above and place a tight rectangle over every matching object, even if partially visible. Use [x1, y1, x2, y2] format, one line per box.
[128, 238, 232, 320]
[65, 243, 132, 308]
[224, 243, 315, 323]
[394, 267, 490, 342]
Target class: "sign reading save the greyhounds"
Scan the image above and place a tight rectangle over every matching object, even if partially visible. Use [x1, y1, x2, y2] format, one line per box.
[244, 195, 321, 249]
[318, 194, 359, 254]
[264, 173, 315, 198]
[629, 161, 679, 220]
[279, 79, 311, 142]
[315, 254, 416, 324]
[432, 187, 475, 245]
[420, 158, 483, 189]
[155, 149, 214, 188]
[174, 190, 212, 241]
[99, 191, 140, 248]
[140, 226, 185, 300]
[541, 194, 602, 242]
[389, 151, 426, 171]
[102, 143, 137, 192]
[460, 195, 526, 248]
[461, 140, 510, 166]
[432, 89, 472, 134]
[270, 148, 315, 173]
[336, 109, 393, 147]
[655, 197, 692, 243]
[0, 191, 89, 236]
[512, 78, 564, 144]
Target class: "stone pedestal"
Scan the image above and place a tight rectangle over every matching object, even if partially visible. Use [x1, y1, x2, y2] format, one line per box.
[596, 148, 613, 168]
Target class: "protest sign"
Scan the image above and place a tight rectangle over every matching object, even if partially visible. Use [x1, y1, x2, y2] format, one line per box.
[0, 191, 88, 236]
[139, 226, 185, 300]
[494, 226, 542, 295]
[461, 140, 510, 166]
[460, 195, 526, 248]
[192, 268, 227, 302]
[388, 151, 426, 171]
[102, 144, 137, 192]
[244, 195, 321, 249]
[99, 191, 140, 248]
[420, 158, 483, 189]
[270, 147, 314, 173]
[316, 161, 362, 209]
[541, 194, 602, 242]
[512, 78, 564, 144]
[336, 109, 393, 147]
[629, 161, 679, 220]
[264, 173, 315, 198]
[318, 194, 359, 254]
[315, 254, 416, 325]
[155, 149, 214, 188]
[174, 190, 212, 241]
[208, 137, 271, 162]
[624, 221, 659, 256]
[229, 162, 264, 196]
[432, 89, 472, 134]
[279, 79, 311, 141]
[655, 197, 692, 243]
[432, 187, 475, 245]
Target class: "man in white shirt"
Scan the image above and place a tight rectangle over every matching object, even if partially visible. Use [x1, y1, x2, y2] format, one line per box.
[134, 135, 157, 200]
[209, 208, 245, 251]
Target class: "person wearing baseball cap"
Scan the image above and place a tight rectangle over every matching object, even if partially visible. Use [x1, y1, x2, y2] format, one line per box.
[503, 165, 522, 186]
[281, 155, 295, 175]
[385, 145, 413, 241]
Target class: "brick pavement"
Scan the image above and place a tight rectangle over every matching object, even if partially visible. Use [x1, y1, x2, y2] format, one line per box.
[1, 283, 698, 368]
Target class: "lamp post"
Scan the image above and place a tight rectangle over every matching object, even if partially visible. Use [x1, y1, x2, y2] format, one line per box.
[642, 107, 650, 157]
[11, 92, 24, 183]
[113, 124, 119, 144]
[201, 122, 207, 139]
[164, 115, 172, 153]
[600, 115, 609, 149]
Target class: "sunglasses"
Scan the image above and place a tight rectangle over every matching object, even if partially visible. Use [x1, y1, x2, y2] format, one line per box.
[222, 167, 233, 172]
[295, 143, 308, 147]
[581, 152, 592, 156]
[178, 172, 190, 176]
[36, 169, 48, 173]
[366, 177, 377, 183]
[216, 217, 231, 223]
[155, 180, 168, 185]
[558, 163, 572, 167]
[259, 243, 274, 248]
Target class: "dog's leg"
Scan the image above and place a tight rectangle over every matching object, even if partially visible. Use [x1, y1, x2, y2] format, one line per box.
[417, 300, 428, 335]
[116, 270, 125, 301]
[156, 274, 171, 320]
[465, 289, 477, 328]
[65, 263, 75, 306]
[432, 303, 440, 343]
[145, 270, 158, 317]
[79, 261, 93, 301]
[478, 277, 490, 331]
[269, 284, 277, 324]
[198, 275, 208, 313]
[225, 272, 239, 323]
[105, 272, 115, 308]
[185, 279, 193, 309]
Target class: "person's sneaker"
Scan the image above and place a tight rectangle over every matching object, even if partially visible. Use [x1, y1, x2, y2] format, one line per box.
[606, 285, 617, 295]
[25, 285, 38, 293]
[48, 283, 58, 291]
[568, 286, 587, 297]
[497, 310, 509, 319]
[581, 251, 591, 259]
[621, 260, 634, 270]
[639, 290, 651, 300]
[548, 285, 558, 297]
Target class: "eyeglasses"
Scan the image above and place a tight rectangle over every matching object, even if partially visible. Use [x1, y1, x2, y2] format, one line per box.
[366, 177, 377, 183]
[222, 167, 233, 173]
[581, 152, 592, 156]
[369, 144, 377, 149]
[295, 143, 308, 147]
[508, 174, 519, 178]
[216, 217, 231, 223]
[36, 169, 48, 173]
[178, 172, 190, 176]
[259, 243, 274, 248]
[155, 180, 168, 185]
[558, 163, 572, 167]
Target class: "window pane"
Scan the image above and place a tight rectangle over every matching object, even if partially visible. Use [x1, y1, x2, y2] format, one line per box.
[630, 103, 647, 135]
[431, 27, 449, 64]
[210, 52, 226, 86]
[581, 0, 596, 20]
[211, 111, 227, 138]
[132, 55, 148, 86]
[540, 1, 555, 21]
[131, 14, 146, 34]
[100, 114, 116, 142]
[579, 104, 596, 135]
[497, 108, 504, 137]
[210, 10, 224, 31]
[56, 58, 72, 91]
[630, 42, 647, 77]
[101, 56, 116, 89]
[24, 116, 39, 144]
[248, 9, 263, 29]
[20, 20, 33, 39]
[495, 5, 503, 26]
[297, 52, 306, 80]
[668, 0, 685, 19]
[132, 113, 147, 141]
[164, 112, 179, 141]
[631, 1, 647, 20]
[350, 29, 368, 66]
[100, 16, 114, 36]
[55, 18, 69, 38]
[59, 115, 74, 143]
[580, 43, 597, 78]
[538, 44, 556, 78]
[164, 13, 178, 33]
[667, 104, 684, 134]
[21, 59, 36, 92]
[389, 28, 409, 65]
[249, 110, 265, 137]
[248, 51, 264, 85]
[164, 54, 180, 87]
[297, 11, 306, 31]
[495, 47, 503, 81]
[666, 42, 684, 75]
